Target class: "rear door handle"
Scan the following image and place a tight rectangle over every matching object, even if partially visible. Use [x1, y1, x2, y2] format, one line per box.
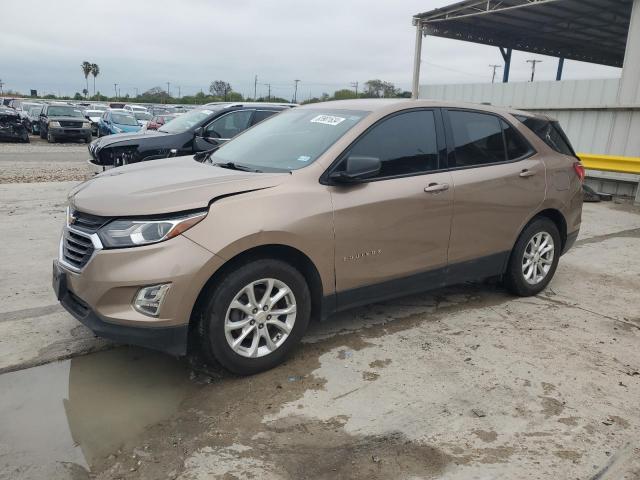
[424, 183, 450, 193]
[519, 169, 536, 178]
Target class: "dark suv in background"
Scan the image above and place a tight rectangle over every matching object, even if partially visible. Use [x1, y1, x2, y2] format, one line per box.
[88, 102, 294, 169]
[39, 104, 92, 143]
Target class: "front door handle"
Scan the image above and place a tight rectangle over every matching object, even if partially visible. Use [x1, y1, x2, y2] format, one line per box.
[519, 169, 536, 178]
[424, 183, 450, 193]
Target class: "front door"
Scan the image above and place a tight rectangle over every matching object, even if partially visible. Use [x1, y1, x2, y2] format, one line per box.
[329, 109, 453, 309]
[444, 109, 546, 278]
[193, 109, 254, 152]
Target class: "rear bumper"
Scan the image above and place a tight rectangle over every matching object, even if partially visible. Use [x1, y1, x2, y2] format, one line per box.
[59, 280, 189, 355]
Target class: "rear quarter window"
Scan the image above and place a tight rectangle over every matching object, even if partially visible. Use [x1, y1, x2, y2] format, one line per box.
[516, 116, 576, 156]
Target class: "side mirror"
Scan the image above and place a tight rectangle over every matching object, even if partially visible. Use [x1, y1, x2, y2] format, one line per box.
[330, 155, 381, 183]
[194, 127, 204, 137]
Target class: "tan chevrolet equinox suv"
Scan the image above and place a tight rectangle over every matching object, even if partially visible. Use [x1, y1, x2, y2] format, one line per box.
[53, 99, 583, 375]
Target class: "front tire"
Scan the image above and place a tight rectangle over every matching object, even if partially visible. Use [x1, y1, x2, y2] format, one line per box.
[504, 217, 561, 297]
[47, 131, 55, 143]
[197, 259, 311, 375]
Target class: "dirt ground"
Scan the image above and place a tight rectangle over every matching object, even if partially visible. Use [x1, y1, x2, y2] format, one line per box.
[0, 141, 639, 480]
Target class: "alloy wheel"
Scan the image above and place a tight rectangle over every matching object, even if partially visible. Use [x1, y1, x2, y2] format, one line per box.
[522, 231, 555, 285]
[224, 278, 297, 358]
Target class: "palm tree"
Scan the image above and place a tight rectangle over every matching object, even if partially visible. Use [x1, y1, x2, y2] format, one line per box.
[81, 61, 92, 99]
[90, 63, 100, 97]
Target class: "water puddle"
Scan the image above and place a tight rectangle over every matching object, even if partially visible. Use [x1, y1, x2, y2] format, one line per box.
[0, 347, 194, 478]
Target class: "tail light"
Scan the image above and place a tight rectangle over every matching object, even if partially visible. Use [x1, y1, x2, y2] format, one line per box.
[573, 161, 585, 183]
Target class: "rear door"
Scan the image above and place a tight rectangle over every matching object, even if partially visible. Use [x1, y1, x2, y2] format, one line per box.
[329, 109, 453, 308]
[444, 109, 545, 279]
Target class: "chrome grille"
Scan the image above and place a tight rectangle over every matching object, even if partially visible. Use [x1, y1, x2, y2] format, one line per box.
[70, 210, 110, 232]
[62, 228, 95, 270]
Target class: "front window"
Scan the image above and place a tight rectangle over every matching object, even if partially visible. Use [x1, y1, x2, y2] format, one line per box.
[134, 112, 152, 121]
[111, 113, 139, 126]
[47, 106, 84, 117]
[158, 108, 218, 133]
[210, 109, 367, 172]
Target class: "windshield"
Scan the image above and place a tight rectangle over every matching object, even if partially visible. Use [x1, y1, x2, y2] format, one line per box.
[158, 108, 217, 133]
[210, 109, 367, 172]
[48, 106, 84, 117]
[111, 113, 139, 126]
[134, 112, 152, 121]
[28, 106, 43, 115]
[92, 105, 107, 111]
[85, 110, 102, 117]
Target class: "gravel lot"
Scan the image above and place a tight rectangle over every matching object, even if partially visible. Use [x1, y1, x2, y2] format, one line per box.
[0, 136, 93, 183]
[0, 143, 639, 480]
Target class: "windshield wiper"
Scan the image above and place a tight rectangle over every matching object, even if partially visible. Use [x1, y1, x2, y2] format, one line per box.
[212, 162, 262, 173]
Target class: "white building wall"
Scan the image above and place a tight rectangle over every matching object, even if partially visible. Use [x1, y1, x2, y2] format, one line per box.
[419, 79, 639, 156]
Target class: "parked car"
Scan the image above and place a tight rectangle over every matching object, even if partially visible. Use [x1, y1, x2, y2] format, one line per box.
[124, 104, 149, 115]
[39, 104, 92, 143]
[133, 111, 152, 129]
[83, 109, 104, 136]
[26, 104, 44, 134]
[97, 109, 142, 137]
[0, 106, 30, 142]
[88, 102, 292, 169]
[54, 99, 583, 375]
[145, 114, 178, 131]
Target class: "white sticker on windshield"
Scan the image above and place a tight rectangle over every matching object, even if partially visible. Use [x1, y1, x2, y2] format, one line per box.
[297, 155, 311, 162]
[310, 115, 346, 126]
[201, 110, 213, 115]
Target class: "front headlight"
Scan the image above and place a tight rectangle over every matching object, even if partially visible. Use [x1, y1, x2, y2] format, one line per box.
[49, 121, 61, 128]
[98, 211, 207, 248]
[82, 122, 91, 129]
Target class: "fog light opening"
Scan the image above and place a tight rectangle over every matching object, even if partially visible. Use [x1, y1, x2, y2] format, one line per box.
[133, 283, 171, 317]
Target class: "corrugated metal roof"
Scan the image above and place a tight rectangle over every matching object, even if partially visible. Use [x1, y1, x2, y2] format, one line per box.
[414, 0, 633, 67]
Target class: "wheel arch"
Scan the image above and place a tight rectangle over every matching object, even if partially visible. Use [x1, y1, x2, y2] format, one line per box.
[532, 208, 568, 252]
[189, 243, 325, 345]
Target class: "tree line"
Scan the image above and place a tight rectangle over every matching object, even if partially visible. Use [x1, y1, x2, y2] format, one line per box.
[6, 74, 409, 105]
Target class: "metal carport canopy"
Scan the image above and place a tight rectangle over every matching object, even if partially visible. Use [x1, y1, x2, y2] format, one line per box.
[410, 0, 634, 96]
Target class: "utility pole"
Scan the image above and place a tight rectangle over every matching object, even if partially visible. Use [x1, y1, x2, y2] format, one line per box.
[489, 64, 501, 84]
[177, 86, 181, 98]
[350, 81, 359, 96]
[293, 79, 300, 103]
[526, 59, 542, 82]
[166, 82, 171, 97]
[0, 79, 4, 95]
[254, 75, 258, 99]
[114, 83, 118, 100]
[265, 83, 271, 101]
[135, 87, 139, 97]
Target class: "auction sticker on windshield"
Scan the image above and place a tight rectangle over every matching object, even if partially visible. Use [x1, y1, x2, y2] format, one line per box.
[310, 115, 345, 126]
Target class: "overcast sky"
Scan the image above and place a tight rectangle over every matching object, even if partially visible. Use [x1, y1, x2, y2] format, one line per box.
[1, 0, 622, 100]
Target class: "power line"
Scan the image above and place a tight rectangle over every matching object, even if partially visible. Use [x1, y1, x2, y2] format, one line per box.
[526, 59, 543, 82]
[489, 64, 502, 84]
[293, 79, 300, 103]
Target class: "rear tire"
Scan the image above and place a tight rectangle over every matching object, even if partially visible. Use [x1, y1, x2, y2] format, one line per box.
[197, 259, 311, 375]
[504, 217, 561, 297]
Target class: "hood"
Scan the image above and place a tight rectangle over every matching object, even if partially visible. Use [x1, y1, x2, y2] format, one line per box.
[114, 123, 141, 133]
[68, 156, 289, 216]
[88, 116, 101, 122]
[93, 129, 165, 147]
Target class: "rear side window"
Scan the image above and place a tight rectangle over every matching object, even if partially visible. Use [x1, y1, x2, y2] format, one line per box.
[252, 110, 277, 125]
[517, 116, 575, 156]
[501, 120, 532, 160]
[346, 110, 439, 178]
[449, 111, 504, 167]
